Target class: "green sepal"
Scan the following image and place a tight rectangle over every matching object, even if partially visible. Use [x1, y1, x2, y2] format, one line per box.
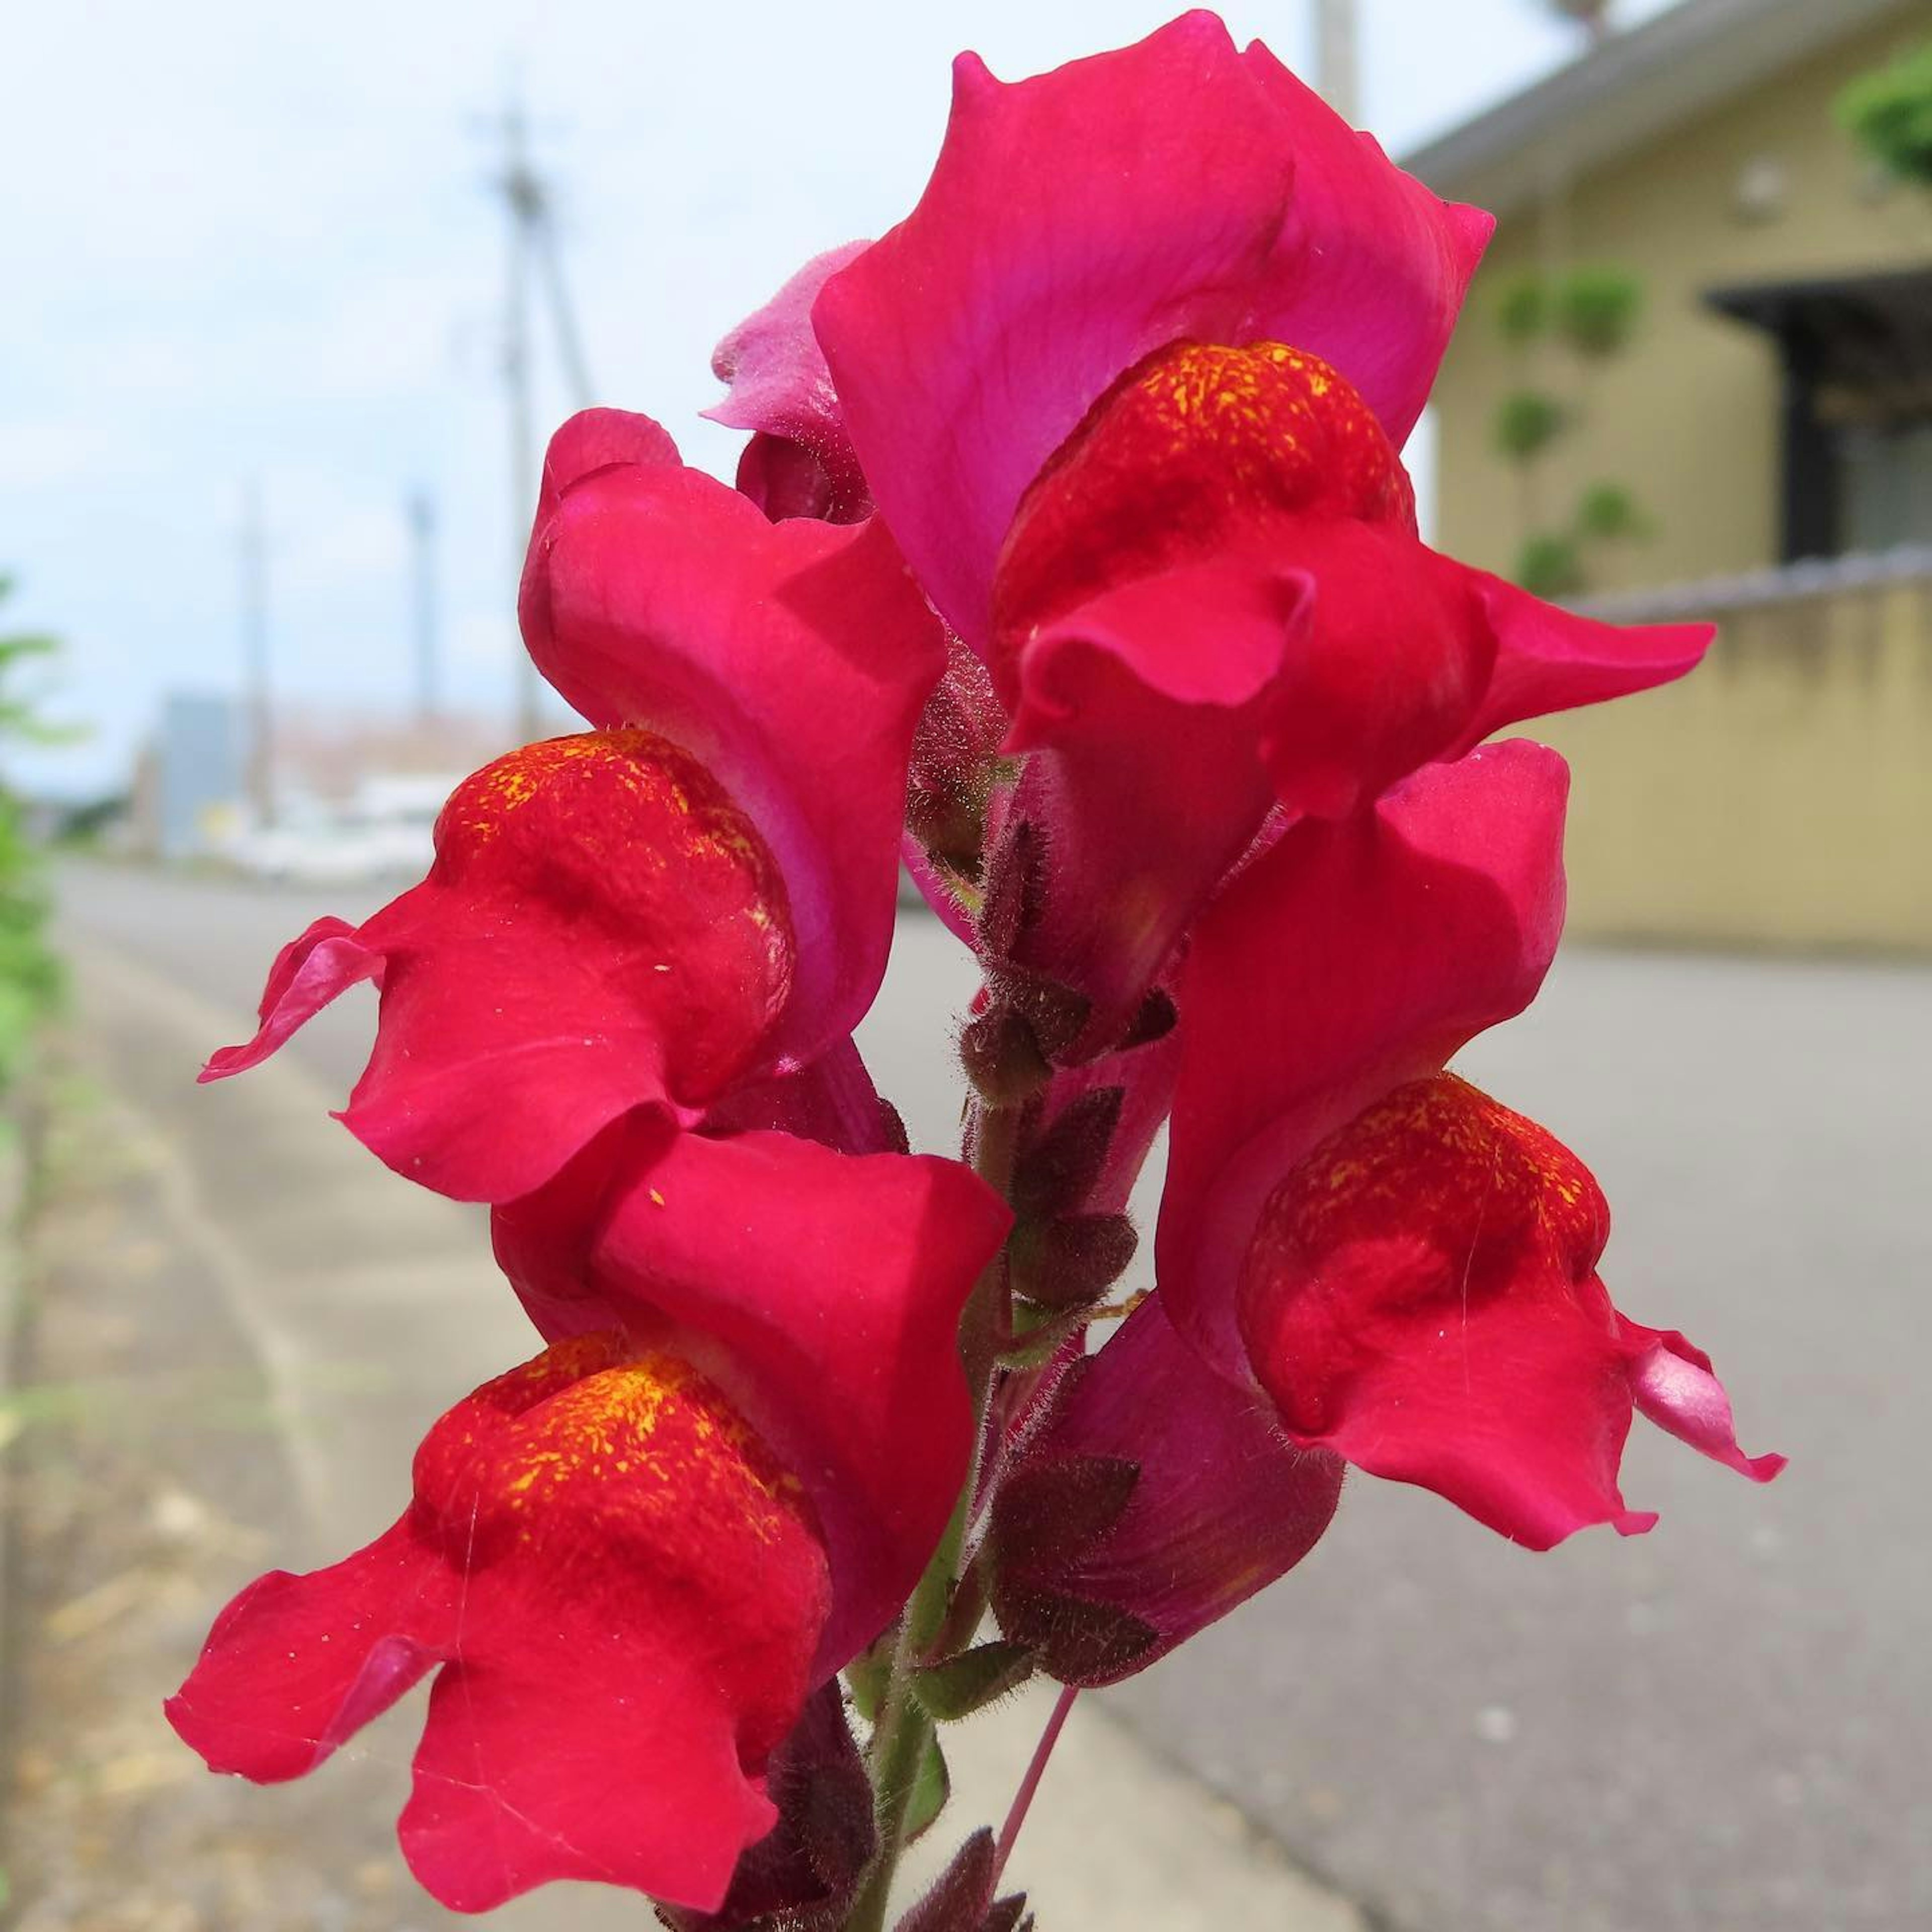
[905, 1732, 950, 1843]
[845, 1635, 894, 1723]
[911, 1640, 1036, 1723]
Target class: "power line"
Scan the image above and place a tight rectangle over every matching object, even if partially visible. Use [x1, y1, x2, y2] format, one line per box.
[240, 478, 275, 829]
[488, 100, 595, 746]
[407, 489, 439, 728]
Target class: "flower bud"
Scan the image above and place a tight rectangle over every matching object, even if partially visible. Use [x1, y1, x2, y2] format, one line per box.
[1007, 1214, 1139, 1312]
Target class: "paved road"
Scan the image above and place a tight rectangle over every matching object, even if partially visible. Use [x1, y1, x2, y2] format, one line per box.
[56, 860, 1932, 1932]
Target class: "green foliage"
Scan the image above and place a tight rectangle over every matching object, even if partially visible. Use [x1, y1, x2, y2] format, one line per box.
[1516, 532, 1586, 599]
[1493, 389, 1568, 460]
[1838, 40, 1932, 188]
[1556, 266, 1643, 356]
[1496, 272, 1551, 344]
[0, 574, 64, 1095]
[1574, 479, 1649, 542]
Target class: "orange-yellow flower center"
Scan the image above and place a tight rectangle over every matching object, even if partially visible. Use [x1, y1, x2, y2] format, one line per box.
[993, 340, 1414, 651]
[434, 729, 795, 1103]
[1239, 1075, 1610, 1433]
[414, 1331, 816, 1568]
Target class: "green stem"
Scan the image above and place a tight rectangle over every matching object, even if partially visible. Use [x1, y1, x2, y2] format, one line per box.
[846, 1098, 1020, 1931]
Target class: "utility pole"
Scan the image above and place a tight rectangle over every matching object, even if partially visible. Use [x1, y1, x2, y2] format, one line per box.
[407, 489, 440, 728]
[489, 100, 594, 746]
[1314, 0, 1360, 125]
[240, 478, 275, 829]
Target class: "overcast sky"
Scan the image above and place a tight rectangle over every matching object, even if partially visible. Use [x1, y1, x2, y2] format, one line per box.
[2, 0, 1673, 796]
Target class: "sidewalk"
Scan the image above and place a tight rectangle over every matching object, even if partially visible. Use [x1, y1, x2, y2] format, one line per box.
[0, 935, 1363, 1930]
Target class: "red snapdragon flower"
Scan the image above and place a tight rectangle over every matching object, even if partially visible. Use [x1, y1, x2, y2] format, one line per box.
[203, 408, 944, 1202]
[1155, 741, 1782, 1547]
[170, 1116, 1008, 1914]
[715, 12, 1711, 1052]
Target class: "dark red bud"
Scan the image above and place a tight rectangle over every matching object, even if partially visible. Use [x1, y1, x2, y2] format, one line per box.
[1008, 1213, 1139, 1311]
[960, 1007, 1052, 1106]
[895, 1828, 996, 1932]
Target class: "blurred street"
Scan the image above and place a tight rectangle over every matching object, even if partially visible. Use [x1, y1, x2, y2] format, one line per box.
[21, 858, 1932, 1931]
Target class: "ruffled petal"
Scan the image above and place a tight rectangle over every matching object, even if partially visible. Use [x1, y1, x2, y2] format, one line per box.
[200, 916, 383, 1081]
[494, 1130, 1011, 1672]
[204, 731, 797, 1202]
[171, 1335, 831, 1913]
[656, 1681, 876, 1932]
[399, 1596, 779, 1912]
[992, 1293, 1342, 1684]
[1452, 572, 1714, 753]
[165, 1519, 452, 1783]
[1159, 742, 1570, 1379]
[1623, 1320, 1787, 1485]
[520, 414, 947, 1064]
[814, 11, 1484, 649]
[991, 614, 1285, 1056]
[708, 242, 873, 523]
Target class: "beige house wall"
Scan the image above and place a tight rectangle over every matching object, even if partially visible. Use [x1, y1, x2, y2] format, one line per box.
[1432, 14, 1931, 590]
[1527, 571, 1932, 951]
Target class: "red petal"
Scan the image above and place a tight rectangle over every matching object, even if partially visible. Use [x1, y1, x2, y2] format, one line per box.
[1453, 571, 1714, 752]
[1622, 1320, 1787, 1485]
[707, 240, 873, 523]
[399, 1607, 779, 1912]
[815, 12, 1483, 650]
[495, 1132, 1011, 1672]
[165, 1518, 452, 1783]
[520, 421, 946, 1067]
[1159, 742, 1570, 1381]
[1238, 1074, 1646, 1548]
[199, 916, 382, 1081]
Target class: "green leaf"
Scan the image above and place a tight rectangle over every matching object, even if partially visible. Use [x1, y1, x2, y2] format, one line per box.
[1492, 390, 1566, 460]
[1495, 271, 1550, 344]
[1557, 265, 1643, 357]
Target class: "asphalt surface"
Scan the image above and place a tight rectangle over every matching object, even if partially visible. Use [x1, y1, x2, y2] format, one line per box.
[55, 859, 1932, 1932]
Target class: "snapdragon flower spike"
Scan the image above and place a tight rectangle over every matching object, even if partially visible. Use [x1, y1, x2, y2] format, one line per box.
[493, 1117, 1013, 1675]
[168, 1333, 833, 1914]
[1160, 743, 1782, 1547]
[991, 1294, 1343, 1686]
[204, 410, 944, 1203]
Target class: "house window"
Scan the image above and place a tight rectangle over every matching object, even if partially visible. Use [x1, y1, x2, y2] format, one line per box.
[1836, 418, 1932, 554]
[1708, 267, 1932, 562]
